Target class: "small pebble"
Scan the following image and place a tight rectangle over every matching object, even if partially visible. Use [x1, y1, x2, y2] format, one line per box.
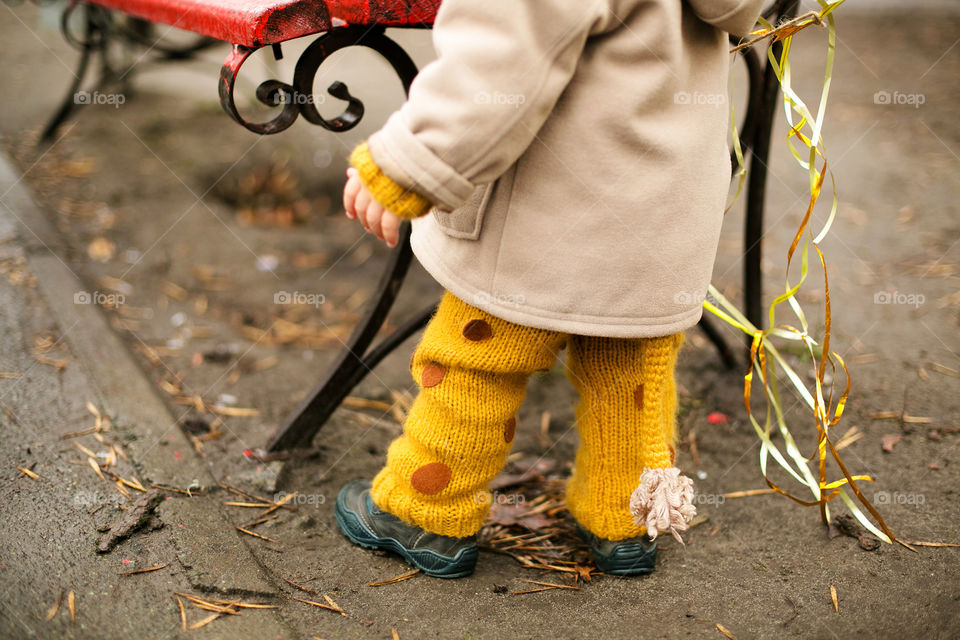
[256, 255, 279, 272]
[313, 149, 333, 168]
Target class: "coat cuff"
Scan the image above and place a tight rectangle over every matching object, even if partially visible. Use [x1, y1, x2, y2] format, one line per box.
[368, 111, 477, 212]
[349, 142, 434, 220]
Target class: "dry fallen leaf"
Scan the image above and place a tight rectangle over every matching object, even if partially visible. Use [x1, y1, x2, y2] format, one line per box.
[187, 612, 221, 630]
[881, 434, 902, 453]
[511, 587, 557, 595]
[521, 579, 579, 591]
[368, 569, 420, 587]
[118, 564, 167, 576]
[723, 488, 776, 499]
[45, 588, 63, 621]
[291, 596, 346, 616]
[487, 503, 552, 530]
[16, 466, 39, 480]
[897, 205, 916, 224]
[61, 158, 98, 177]
[716, 623, 736, 639]
[209, 405, 259, 417]
[73, 441, 96, 457]
[930, 363, 959, 377]
[176, 596, 187, 630]
[236, 527, 279, 544]
[177, 592, 274, 612]
[87, 237, 116, 263]
[829, 514, 881, 551]
[575, 564, 595, 582]
[323, 594, 346, 616]
[539, 411, 552, 449]
[88, 457, 106, 481]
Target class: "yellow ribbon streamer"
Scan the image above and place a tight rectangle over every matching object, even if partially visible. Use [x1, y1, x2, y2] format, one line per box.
[708, 0, 895, 544]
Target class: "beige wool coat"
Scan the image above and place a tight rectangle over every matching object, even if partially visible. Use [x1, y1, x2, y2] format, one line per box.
[366, 0, 766, 337]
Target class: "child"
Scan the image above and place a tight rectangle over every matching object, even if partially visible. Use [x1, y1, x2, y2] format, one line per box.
[335, 0, 764, 577]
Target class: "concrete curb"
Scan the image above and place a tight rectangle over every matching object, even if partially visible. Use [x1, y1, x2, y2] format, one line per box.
[0, 146, 299, 637]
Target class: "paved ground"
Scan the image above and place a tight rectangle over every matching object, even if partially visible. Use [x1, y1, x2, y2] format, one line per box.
[0, 2, 958, 639]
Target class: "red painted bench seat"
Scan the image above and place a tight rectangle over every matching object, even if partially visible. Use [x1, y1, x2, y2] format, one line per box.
[86, 0, 439, 47]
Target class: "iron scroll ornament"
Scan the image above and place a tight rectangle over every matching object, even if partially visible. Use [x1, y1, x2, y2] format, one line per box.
[219, 25, 419, 135]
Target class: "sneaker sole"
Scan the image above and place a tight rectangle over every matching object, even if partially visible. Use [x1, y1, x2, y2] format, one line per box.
[334, 491, 477, 579]
[597, 555, 656, 576]
[575, 525, 657, 576]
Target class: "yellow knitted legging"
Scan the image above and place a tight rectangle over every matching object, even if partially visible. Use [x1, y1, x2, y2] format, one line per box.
[564, 333, 683, 540]
[370, 292, 683, 540]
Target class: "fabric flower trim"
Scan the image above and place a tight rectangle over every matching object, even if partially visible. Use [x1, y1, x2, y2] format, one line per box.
[629, 467, 696, 543]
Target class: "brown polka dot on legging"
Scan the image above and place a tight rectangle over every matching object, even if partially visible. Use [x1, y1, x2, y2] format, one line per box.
[504, 417, 517, 443]
[462, 319, 492, 341]
[634, 383, 644, 409]
[421, 362, 446, 387]
[410, 462, 452, 495]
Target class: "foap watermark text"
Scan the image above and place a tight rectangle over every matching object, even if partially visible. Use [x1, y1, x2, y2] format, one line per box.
[74, 290, 125, 307]
[873, 90, 925, 108]
[74, 90, 126, 108]
[274, 291, 325, 308]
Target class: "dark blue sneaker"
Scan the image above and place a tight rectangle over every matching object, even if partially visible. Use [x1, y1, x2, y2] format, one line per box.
[335, 479, 478, 578]
[576, 525, 657, 576]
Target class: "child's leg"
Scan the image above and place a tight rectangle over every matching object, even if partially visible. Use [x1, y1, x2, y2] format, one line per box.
[371, 292, 566, 538]
[564, 333, 684, 541]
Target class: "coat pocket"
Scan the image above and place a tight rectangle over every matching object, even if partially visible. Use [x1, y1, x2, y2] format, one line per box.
[430, 184, 492, 240]
[430, 166, 515, 241]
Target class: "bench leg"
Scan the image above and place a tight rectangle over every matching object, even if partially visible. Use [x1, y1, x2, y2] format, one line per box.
[257, 27, 427, 450]
[266, 223, 432, 451]
[41, 4, 101, 142]
[743, 0, 798, 355]
[697, 315, 737, 370]
[43, 8, 219, 142]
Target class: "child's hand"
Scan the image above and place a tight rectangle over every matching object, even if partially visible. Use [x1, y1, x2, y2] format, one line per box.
[343, 168, 402, 248]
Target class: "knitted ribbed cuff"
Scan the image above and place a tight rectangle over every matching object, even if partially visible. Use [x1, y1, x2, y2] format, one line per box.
[350, 142, 433, 220]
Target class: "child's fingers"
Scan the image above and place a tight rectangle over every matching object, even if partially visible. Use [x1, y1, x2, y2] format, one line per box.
[365, 202, 384, 241]
[343, 175, 361, 219]
[354, 189, 372, 231]
[380, 211, 401, 248]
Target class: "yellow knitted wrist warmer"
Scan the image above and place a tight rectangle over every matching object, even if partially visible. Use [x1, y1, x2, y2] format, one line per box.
[349, 142, 433, 220]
